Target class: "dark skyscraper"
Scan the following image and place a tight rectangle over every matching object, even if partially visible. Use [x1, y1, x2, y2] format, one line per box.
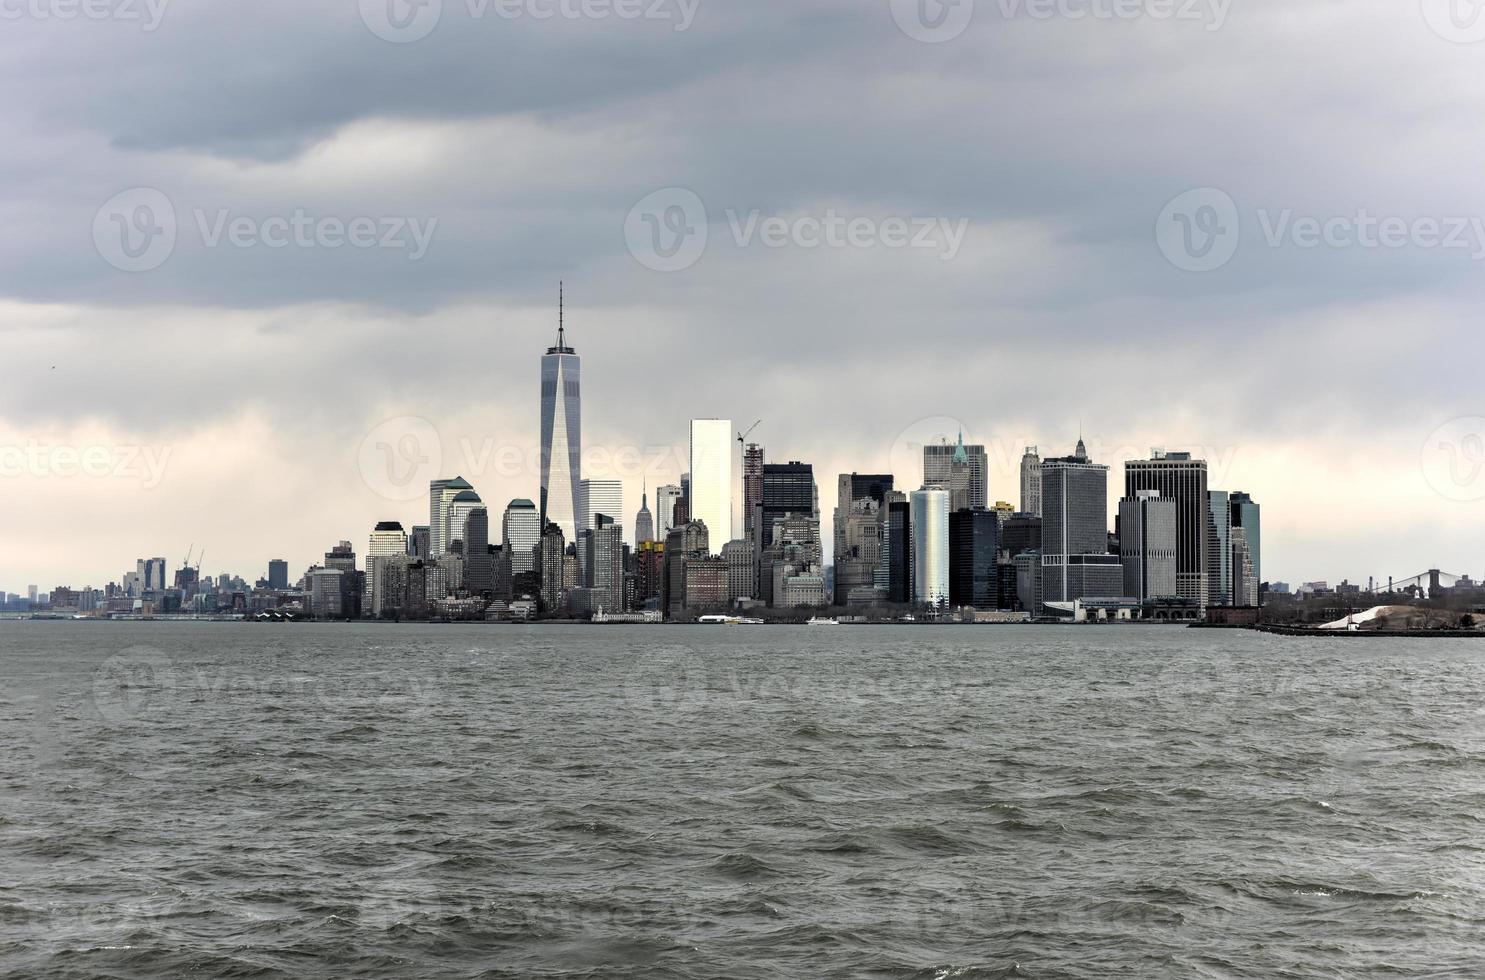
[886, 499, 911, 604]
[1124, 451, 1210, 606]
[949, 508, 999, 608]
[540, 283, 581, 543]
[267, 559, 289, 591]
[761, 462, 816, 547]
[464, 507, 493, 596]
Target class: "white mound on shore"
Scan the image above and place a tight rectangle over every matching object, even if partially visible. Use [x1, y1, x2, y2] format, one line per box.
[1318, 605, 1417, 630]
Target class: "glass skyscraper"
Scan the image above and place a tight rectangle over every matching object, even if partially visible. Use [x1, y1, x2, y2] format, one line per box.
[540, 285, 582, 544]
[911, 487, 950, 608]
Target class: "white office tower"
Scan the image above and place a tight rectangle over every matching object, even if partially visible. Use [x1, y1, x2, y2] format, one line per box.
[578, 478, 624, 542]
[655, 484, 683, 539]
[911, 486, 950, 608]
[689, 419, 733, 552]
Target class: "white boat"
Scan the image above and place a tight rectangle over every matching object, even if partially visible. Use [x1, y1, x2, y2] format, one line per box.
[806, 616, 840, 626]
[699, 615, 765, 625]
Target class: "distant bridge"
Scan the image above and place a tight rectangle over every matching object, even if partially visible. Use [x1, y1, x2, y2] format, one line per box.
[1377, 570, 1469, 598]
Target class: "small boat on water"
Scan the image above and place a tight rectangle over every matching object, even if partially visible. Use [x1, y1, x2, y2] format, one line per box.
[699, 615, 765, 625]
[806, 616, 840, 626]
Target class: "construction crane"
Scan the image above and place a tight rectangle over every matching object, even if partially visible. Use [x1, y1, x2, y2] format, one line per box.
[737, 419, 761, 449]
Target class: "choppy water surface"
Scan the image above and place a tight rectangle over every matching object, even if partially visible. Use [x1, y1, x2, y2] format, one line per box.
[3, 623, 1484, 978]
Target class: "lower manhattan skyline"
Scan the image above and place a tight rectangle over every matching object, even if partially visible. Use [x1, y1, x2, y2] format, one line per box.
[2, 0, 1485, 595]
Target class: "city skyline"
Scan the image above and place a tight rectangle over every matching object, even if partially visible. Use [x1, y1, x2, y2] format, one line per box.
[3, 344, 1474, 594]
[4, 5, 1485, 593]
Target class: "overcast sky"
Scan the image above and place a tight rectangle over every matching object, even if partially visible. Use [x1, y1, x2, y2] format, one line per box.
[3, 0, 1485, 591]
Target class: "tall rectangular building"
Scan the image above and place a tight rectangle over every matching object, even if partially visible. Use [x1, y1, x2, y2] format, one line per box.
[924, 435, 988, 510]
[1229, 491, 1261, 596]
[910, 487, 950, 607]
[584, 515, 624, 613]
[1119, 491, 1177, 601]
[577, 479, 624, 543]
[762, 461, 816, 547]
[689, 419, 733, 552]
[1019, 447, 1043, 517]
[949, 508, 999, 608]
[884, 498, 912, 604]
[502, 499, 540, 575]
[1041, 441, 1109, 605]
[539, 285, 581, 543]
[1207, 490, 1232, 607]
[429, 477, 473, 558]
[742, 443, 765, 543]
[1124, 452, 1210, 607]
[655, 484, 683, 542]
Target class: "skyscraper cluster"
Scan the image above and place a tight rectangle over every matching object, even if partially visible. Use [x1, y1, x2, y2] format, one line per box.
[12, 286, 1265, 623]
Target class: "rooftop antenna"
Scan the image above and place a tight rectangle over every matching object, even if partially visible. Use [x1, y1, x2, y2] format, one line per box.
[558, 280, 565, 350]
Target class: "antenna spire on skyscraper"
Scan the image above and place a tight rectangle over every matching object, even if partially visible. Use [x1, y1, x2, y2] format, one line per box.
[558, 280, 565, 349]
